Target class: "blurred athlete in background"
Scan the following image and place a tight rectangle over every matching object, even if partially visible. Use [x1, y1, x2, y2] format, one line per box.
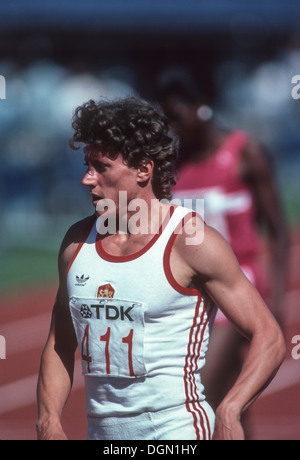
[157, 70, 289, 428]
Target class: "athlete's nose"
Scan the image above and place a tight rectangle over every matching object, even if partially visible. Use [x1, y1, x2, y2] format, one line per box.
[82, 167, 96, 187]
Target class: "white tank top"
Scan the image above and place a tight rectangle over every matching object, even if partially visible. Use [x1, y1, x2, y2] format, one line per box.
[67, 205, 216, 421]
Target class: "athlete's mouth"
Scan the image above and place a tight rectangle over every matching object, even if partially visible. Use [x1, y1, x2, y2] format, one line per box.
[91, 194, 103, 205]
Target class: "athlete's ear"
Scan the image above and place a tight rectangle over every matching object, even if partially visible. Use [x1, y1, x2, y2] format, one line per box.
[136, 160, 154, 184]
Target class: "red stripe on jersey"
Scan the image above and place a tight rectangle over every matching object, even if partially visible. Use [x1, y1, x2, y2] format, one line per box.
[162, 210, 213, 438]
[96, 206, 175, 263]
[162, 211, 200, 296]
[184, 296, 212, 440]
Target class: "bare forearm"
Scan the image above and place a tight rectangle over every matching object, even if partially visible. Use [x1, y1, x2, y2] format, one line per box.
[36, 340, 75, 439]
[213, 327, 285, 439]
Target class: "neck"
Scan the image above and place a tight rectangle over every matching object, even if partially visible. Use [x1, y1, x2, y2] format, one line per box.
[96, 192, 171, 238]
[182, 124, 227, 163]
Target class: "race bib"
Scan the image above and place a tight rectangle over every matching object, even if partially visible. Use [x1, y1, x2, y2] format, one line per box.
[69, 296, 147, 378]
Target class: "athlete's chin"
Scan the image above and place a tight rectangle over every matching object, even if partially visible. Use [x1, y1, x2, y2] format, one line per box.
[94, 208, 117, 222]
[94, 209, 107, 218]
[93, 200, 106, 216]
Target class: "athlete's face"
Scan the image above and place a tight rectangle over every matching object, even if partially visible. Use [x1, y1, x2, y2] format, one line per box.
[163, 99, 198, 134]
[81, 150, 141, 217]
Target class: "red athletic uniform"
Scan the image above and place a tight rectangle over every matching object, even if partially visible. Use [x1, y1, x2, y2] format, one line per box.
[173, 131, 266, 324]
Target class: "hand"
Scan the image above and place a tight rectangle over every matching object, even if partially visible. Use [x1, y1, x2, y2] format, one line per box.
[212, 409, 245, 440]
[36, 419, 68, 440]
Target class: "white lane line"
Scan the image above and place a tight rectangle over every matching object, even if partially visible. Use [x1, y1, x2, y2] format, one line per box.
[0, 359, 84, 415]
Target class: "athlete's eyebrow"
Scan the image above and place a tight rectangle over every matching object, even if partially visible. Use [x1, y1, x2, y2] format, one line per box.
[94, 157, 111, 166]
[85, 158, 112, 172]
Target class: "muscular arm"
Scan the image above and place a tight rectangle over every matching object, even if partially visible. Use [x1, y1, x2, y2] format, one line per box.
[174, 219, 286, 440]
[202, 230, 285, 439]
[36, 285, 77, 440]
[36, 217, 92, 440]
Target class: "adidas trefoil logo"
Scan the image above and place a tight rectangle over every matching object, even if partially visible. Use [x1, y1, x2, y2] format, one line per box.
[75, 274, 90, 286]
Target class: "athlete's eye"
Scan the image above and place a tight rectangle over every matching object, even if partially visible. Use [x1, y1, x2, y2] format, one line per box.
[94, 161, 108, 173]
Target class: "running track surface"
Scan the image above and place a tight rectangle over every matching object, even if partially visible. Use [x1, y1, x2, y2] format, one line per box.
[1, 232, 299, 440]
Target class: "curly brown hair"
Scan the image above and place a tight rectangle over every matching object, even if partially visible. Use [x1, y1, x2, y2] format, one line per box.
[70, 97, 178, 200]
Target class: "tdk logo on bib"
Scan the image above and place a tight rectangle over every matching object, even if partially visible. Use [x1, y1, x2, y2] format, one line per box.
[90, 300, 135, 321]
[77, 297, 142, 322]
[91, 284, 136, 321]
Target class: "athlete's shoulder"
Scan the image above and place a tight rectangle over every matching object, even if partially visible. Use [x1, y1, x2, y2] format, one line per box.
[58, 214, 96, 269]
[64, 214, 95, 242]
[172, 210, 205, 259]
[174, 212, 239, 280]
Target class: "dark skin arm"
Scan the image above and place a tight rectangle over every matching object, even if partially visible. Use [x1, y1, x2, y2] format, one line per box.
[241, 139, 290, 326]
